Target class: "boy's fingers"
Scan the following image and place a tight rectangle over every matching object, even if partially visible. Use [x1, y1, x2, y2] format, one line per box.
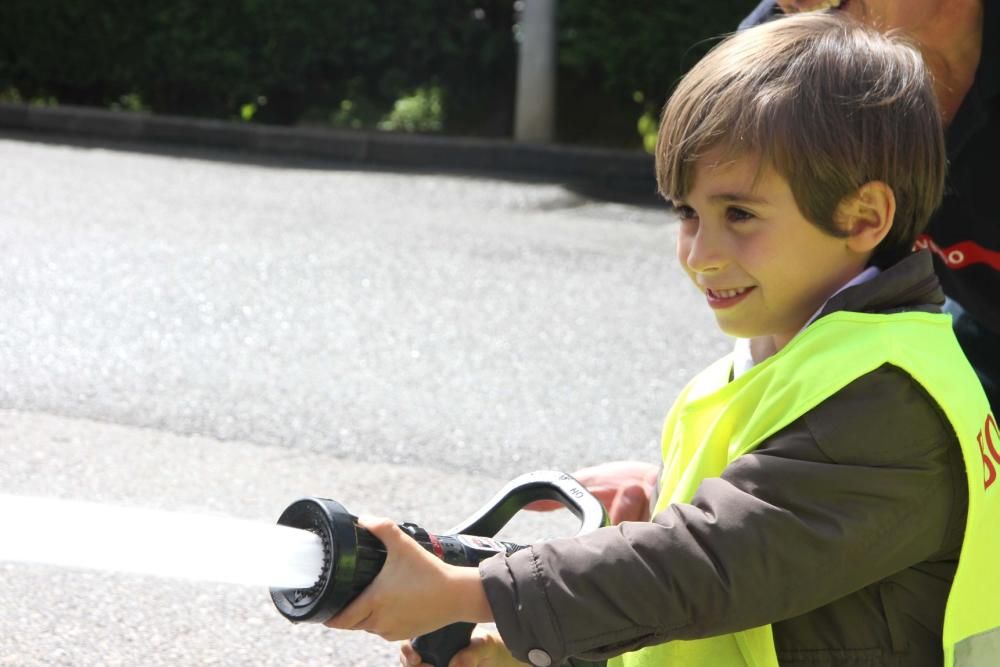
[358, 516, 415, 553]
[323, 591, 373, 630]
[399, 641, 425, 666]
[447, 638, 499, 667]
[398, 644, 411, 666]
[356, 516, 399, 539]
[609, 484, 650, 523]
[523, 499, 560, 511]
[528, 487, 618, 513]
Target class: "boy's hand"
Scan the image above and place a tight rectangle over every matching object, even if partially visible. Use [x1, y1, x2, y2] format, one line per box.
[528, 460, 658, 524]
[324, 517, 492, 641]
[399, 626, 527, 667]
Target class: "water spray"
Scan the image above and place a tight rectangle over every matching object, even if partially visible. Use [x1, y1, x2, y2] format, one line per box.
[270, 470, 608, 666]
[0, 494, 324, 588]
[0, 471, 606, 665]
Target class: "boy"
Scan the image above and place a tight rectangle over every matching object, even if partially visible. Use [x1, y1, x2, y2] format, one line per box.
[326, 14, 1000, 667]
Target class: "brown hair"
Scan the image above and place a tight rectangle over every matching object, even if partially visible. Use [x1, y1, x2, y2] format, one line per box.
[656, 13, 945, 268]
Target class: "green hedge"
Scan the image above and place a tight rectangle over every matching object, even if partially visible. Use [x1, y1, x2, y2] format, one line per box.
[0, 1, 750, 148]
[558, 0, 753, 148]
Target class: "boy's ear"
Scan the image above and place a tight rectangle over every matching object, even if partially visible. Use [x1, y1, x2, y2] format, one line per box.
[838, 181, 896, 254]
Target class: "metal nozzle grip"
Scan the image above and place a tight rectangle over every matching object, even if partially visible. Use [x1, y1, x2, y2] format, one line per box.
[410, 470, 609, 666]
[447, 469, 609, 537]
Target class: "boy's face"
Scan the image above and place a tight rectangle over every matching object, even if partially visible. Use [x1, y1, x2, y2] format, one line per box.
[673, 150, 867, 350]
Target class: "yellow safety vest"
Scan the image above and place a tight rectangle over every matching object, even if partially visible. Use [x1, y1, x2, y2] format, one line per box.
[613, 311, 999, 667]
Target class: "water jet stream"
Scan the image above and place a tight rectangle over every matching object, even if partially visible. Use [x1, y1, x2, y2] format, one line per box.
[0, 494, 324, 589]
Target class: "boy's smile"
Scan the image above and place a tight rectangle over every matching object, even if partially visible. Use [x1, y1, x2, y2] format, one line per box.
[704, 286, 754, 308]
[673, 150, 869, 351]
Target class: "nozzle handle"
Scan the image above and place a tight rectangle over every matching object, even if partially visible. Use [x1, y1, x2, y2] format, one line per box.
[446, 469, 609, 537]
[410, 621, 476, 667]
[409, 470, 609, 665]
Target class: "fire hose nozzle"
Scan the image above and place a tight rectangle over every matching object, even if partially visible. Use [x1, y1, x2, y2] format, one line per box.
[269, 496, 382, 624]
[270, 470, 609, 665]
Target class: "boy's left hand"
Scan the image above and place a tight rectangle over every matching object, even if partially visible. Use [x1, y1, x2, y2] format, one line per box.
[527, 460, 658, 523]
[399, 626, 527, 667]
[323, 517, 491, 641]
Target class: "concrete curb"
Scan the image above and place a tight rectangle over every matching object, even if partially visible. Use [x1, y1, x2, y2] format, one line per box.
[0, 102, 658, 203]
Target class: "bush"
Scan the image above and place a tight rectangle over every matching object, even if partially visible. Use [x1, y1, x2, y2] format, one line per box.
[557, 0, 753, 147]
[0, 1, 751, 148]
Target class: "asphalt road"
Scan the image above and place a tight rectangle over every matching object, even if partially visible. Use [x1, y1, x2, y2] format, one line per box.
[0, 134, 729, 665]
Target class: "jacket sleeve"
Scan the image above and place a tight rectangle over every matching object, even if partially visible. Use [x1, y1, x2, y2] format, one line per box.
[479, 364, 967, 664]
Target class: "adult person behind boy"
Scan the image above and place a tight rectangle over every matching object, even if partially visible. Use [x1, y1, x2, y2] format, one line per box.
[325, 14, 1000, 667]
[743, 0, 999, 413]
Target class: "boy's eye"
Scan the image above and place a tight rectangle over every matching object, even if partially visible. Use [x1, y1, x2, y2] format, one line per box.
[674, 205, 698, 222]
[726, 207, 754, 223]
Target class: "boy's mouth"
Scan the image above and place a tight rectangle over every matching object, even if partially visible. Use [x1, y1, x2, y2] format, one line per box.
[705, 286, 756, 309]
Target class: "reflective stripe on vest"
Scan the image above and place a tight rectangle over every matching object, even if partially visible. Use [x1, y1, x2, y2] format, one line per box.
[610, 311, 998, 667]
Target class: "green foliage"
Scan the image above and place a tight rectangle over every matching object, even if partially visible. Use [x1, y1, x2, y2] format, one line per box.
[0, 0, 516, 134]
[0, 87, 23, 104]
[322, 95, 384, 131]
[111, 93, 146, 113]
[0, 0, 751, 147]
[637, 110, 659, 154]
[557, 0, 751, 147]
[378, 87, 443, 133]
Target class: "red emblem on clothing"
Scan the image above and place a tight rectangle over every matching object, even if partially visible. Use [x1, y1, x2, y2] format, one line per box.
[914, 235, 1000, 271]
[979, 413, 1000, 491]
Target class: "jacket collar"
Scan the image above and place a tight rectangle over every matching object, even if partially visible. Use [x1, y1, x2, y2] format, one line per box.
[817, 250, 944, 319]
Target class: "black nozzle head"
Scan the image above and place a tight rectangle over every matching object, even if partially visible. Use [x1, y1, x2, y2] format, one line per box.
[269, 497, 359, 624]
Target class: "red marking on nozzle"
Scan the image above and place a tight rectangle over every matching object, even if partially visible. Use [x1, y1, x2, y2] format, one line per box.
[428, 532, 445, 559]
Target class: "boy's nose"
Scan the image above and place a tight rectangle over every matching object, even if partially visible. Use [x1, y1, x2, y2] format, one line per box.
[682, 227, 727, 274]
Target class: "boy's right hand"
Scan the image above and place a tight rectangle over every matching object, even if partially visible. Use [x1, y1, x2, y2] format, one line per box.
[527, 460, 659, 524]
[324, 518, 491, 641]
[399, 626, 527, 667]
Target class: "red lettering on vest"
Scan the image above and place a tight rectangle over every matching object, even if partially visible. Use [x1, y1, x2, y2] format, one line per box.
[978, 414, 1000, 490]
[914, 235, 1000, 271]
